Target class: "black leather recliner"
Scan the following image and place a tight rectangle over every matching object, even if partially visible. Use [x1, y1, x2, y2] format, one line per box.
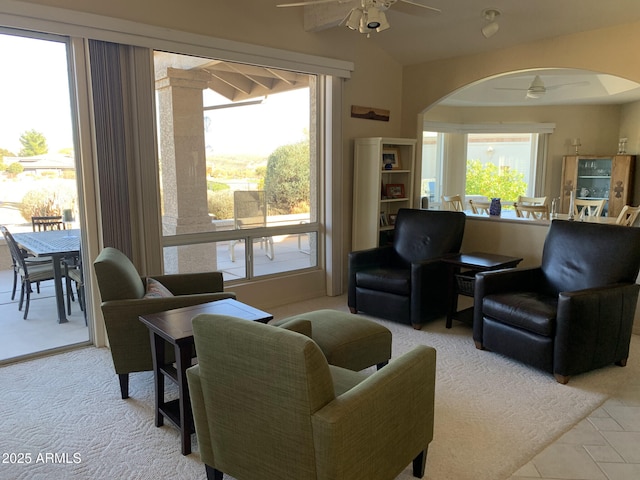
[348, 209, 466, 329]
[473, 219, 640, 384]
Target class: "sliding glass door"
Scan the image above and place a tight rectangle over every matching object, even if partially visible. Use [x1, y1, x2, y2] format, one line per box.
[0, 29, 89, 362]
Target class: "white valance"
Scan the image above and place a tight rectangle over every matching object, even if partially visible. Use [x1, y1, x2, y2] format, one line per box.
[423, 121, 556, 134]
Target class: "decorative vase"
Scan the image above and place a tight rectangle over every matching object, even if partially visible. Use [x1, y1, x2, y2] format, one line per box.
[489, 198, 501, 216]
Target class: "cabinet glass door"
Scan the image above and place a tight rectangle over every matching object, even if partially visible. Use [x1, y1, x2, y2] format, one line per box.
[577, 157, 611, 215]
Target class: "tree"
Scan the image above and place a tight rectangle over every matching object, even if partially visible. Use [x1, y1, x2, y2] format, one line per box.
[19, 129, 48, 157]
[0, 147, 16, 169]
[264, 140, 310, 214]
[6, 162, 24, 178]
[465, 159, 527, 203]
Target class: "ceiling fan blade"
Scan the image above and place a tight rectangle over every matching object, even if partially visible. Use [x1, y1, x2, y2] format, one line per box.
[494, 87, 529, 91]
[545, 81, 590, 90]
[398, 0, 441, 13]
[277, 0, 342, 7]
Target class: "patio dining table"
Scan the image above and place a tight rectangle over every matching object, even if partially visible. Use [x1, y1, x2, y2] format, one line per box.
[13, 229, 81, 324]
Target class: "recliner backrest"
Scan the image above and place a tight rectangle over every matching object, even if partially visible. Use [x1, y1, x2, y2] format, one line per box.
[192, 314, 335, 480]
[93, 247, 145, 301]
[541, 220, 640, 295]
[393, 209, 466, 264]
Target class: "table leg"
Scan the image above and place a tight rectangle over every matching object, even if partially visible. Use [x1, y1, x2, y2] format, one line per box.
[52, 254, 68, 323]
[150, 332, 165, 428]
[175, 342, 193, 456]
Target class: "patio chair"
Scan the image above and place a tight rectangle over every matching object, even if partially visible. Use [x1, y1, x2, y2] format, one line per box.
[64, 248, 86, 325]
[229, 190, 274, 262]
[1, 225, 57, 320]
[31, 216, 65, 231]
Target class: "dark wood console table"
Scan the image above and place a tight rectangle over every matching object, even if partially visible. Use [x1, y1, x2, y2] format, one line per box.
[443, 252, 522, 329]
[139, 298, 273, 455]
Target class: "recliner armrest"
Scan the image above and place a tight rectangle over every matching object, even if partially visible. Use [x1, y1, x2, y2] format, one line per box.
[554, 282, 640, 377]
[312, 345, 436, 479]
[348, 245, 395, 270]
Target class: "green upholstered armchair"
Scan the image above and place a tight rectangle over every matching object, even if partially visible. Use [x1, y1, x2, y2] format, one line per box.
[187, 314, 436, 480]
[93, 247, 235, 399]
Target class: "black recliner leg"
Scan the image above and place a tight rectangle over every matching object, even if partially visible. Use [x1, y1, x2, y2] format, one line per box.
[118, 373, 129, 399]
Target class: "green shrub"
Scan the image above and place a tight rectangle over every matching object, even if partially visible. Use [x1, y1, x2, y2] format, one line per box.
[20, 186, 76, 221]
[207, 190, 234, 220]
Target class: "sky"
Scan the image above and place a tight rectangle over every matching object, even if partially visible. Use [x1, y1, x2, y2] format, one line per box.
[0, 33, 74, 155]
[0, 32, 310, 159]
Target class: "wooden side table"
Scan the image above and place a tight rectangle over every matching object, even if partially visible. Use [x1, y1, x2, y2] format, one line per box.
[442, 252, 522, 329]
[139, 298, 273, 455]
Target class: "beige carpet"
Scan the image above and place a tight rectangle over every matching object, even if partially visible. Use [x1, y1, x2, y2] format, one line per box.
[2, 294, 639, 480]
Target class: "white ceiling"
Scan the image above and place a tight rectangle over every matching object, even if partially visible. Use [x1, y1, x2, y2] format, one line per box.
[286, 0, 640, 106]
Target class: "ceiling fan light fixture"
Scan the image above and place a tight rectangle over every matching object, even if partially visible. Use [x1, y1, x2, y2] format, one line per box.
[481, 8, 501, 38]
[345, 8, 363, 30]
[375, 10, 390, 32]
[365, 6, 383, 29]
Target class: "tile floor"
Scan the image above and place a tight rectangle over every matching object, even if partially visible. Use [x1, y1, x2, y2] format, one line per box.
[509, 365, 640, 480]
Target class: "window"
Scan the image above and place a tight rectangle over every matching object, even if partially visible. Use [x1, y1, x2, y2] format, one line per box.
[154, 51, 319, 282]
[421, 131, 443, 205]
[421, 122, 553, 207]
[465, 132, 539, 202]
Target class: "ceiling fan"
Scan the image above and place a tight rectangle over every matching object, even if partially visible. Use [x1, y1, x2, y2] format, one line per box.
[495, 75, 590, 99]
[277, 0, 441, 36]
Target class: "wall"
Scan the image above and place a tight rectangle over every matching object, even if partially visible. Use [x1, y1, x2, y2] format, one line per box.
[402, 21, 640, 157]
[425, 104, 623, 200]
[619, 100, 640, 204]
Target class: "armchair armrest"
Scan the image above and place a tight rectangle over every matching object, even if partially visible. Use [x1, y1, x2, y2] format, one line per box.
[186, 365, 215, 468]
[473, 267, 544, 341]
[150, 271, 226, 295]
[554, 282, 640, 377]
[348, 245, 395, 271]
[312, 345, 436, 479]
[348, 246, 396, 309]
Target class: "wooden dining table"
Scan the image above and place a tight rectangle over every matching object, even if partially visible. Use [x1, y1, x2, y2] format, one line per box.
[13, 229, 81, 324]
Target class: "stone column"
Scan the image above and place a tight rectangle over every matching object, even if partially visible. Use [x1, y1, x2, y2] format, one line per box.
[156, 67, 216, 273]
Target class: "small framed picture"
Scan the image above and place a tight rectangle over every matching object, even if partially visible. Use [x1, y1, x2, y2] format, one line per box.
[379, 211, 388, 226]
[386, 183, 405, 199]
[382, 148, 401, 170]
[388, 213, 397, 225]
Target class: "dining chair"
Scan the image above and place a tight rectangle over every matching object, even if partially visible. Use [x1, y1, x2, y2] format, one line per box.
[516, 195, 547, 206]
[1, 225, 57, 320]
[441, 194, 464, 211]
[65, 250, 86, 325]
[574, 198, 605, 217]
[31, 216, 65, 231]
[468, 199, 490, 215]
[615, 205, 640, 226]
[514, 195, 549, 219]
[515, 204, 549, 219]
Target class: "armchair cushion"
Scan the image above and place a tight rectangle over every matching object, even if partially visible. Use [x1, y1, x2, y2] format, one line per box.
[356, 267, 410, 295]
[483, 292, 557, 337]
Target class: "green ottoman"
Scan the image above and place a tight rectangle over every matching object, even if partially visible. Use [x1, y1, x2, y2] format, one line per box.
[274, 309, 392, 371]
